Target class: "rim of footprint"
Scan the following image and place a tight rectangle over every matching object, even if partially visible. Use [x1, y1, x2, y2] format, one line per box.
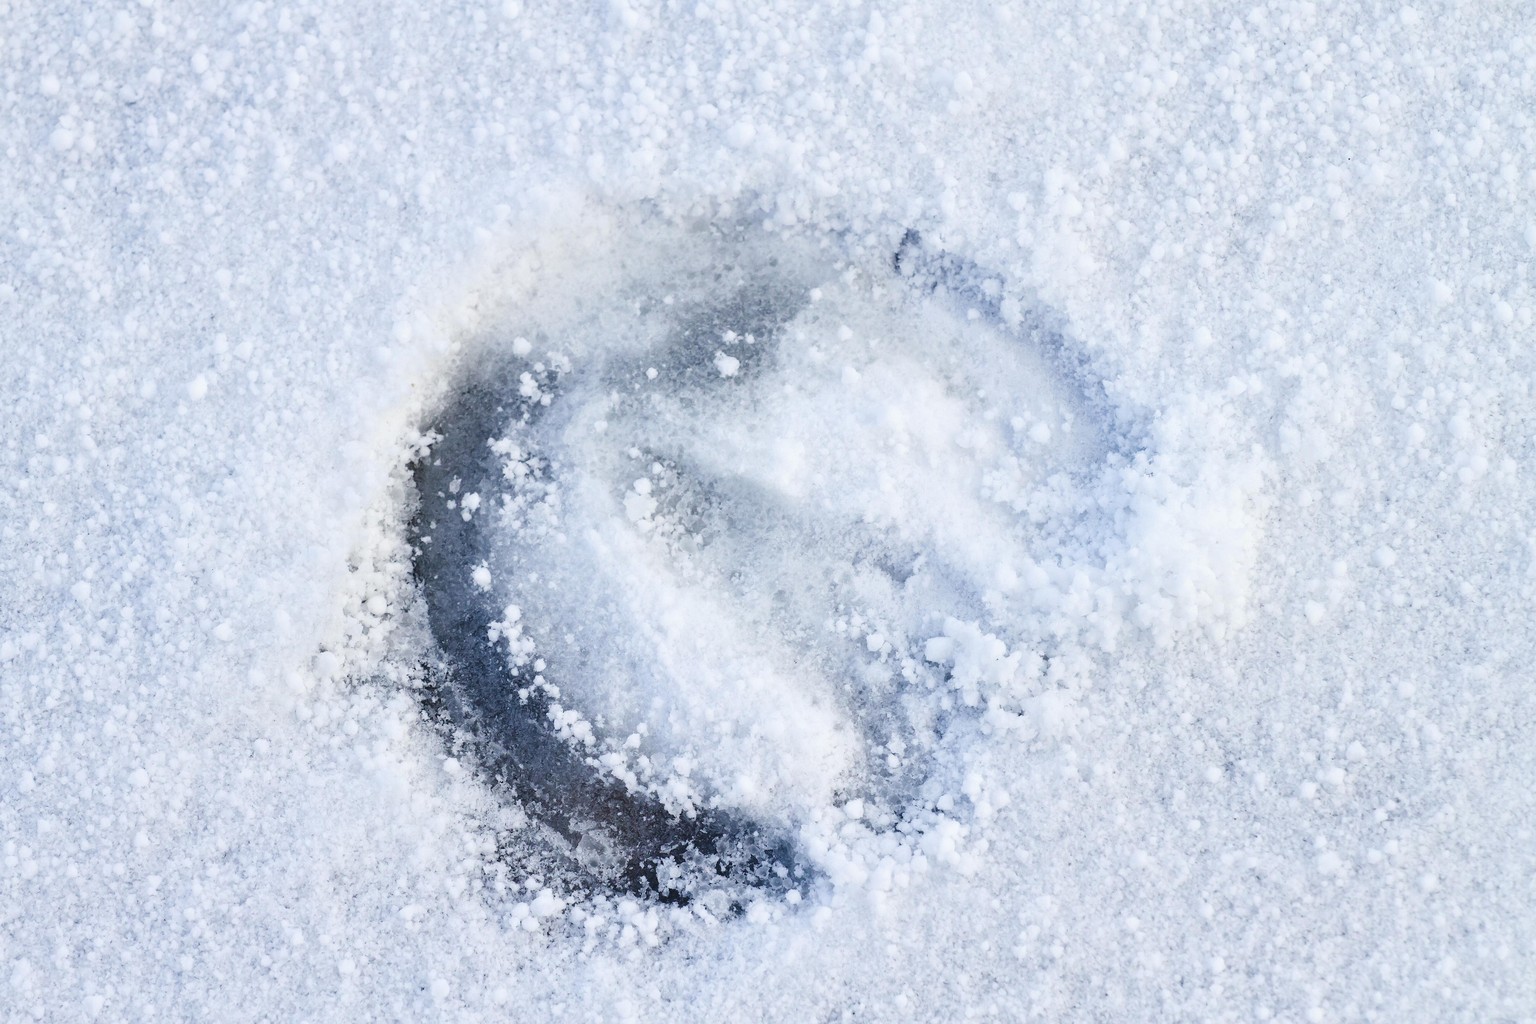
[392, 203, 1186, 934]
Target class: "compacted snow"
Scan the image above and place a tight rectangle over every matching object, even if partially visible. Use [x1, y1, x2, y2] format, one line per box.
[3, 1, 1535, 1021]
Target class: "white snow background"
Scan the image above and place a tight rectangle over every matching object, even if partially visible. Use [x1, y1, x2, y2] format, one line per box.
[3, 0, 1535, 1020]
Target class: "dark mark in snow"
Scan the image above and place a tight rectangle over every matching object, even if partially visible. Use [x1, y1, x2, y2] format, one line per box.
[410, 342, 804, 909]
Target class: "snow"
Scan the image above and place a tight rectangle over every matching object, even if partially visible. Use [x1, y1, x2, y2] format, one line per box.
[4, 1, 1536, 1021]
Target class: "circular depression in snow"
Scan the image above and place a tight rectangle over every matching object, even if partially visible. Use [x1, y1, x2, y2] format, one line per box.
[400, 206, 1251, 909]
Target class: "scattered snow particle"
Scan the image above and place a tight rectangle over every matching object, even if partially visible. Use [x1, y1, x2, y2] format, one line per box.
[713, 352, 740, 377]
[187, 375, 209, 401]
[1317, 850, 1343, 876]
[471, 564, 493, 590]
[511, 336, 532, 357]
[623, 488, 657, 523]
[70, 580, 91, 604]
[1372, 546, 1397, 568]
[725, 121, 756, 149]
[530, 889, 565, 918]
[1304, 600, 1327, 625]
[49, 126, 76, 152]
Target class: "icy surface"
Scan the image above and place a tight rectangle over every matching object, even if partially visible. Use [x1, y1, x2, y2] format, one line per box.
[3, 1, 1536, 1021]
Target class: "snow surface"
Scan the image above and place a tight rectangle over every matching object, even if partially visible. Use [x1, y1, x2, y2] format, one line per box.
[3, 1, 1536, 1020]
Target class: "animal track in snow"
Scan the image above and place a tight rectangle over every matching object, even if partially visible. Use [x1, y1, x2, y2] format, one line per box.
[404, 208, 1115, 911]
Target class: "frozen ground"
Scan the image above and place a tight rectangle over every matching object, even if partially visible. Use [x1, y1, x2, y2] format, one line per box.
[2, 1, 1535, 1021]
